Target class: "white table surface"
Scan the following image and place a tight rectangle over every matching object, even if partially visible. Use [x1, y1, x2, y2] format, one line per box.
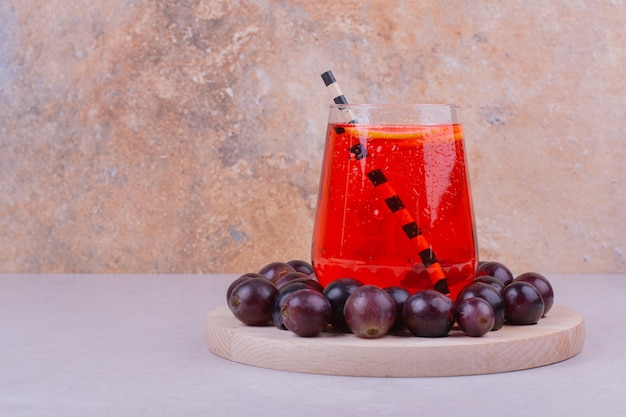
[1, 273, 625, 417]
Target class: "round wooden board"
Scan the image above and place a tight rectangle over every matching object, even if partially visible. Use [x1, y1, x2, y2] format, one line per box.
[205, 304, 585, 377]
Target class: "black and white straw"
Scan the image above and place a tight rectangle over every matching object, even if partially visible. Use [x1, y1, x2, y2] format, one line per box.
[320, 70, 450, 294]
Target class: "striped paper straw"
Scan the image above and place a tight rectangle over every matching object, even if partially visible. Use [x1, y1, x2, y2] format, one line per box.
[320, 70, 449, 294]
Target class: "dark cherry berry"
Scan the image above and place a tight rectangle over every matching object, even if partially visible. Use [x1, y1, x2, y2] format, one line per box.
[384, 286, 411, 331]
[403, 290, 456, 338]
[501, 281, 544, 325]
[473, 275, 505, 293]
[456, 282, 505, 331]
[456, 297, 495, 337]
[286, 259, 315, 275]
[228, 277, 278, 326]
[281, 289, 331, 337]
[272, 281, 318, 330]
[258, 261, 296, 283]
[476, 261, 514, 287]
[283, 278, 324, 293]
[514, 272, 554, 316]
[322, 277, 363, 332]
[344, 285, 396, 339]
[226, 272, 262, 303]
[274, 271, 310, 289]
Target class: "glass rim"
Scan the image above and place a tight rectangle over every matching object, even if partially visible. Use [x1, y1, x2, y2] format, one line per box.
[329, 103, 460, 109]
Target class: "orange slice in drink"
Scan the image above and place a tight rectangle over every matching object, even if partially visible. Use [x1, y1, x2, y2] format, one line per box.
[342, 125, 463, 142]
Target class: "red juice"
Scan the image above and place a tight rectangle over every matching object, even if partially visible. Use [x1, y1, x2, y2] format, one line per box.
[312, 122, 477, 300]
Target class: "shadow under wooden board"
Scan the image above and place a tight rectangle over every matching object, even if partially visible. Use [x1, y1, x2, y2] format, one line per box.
[205, 304, 585, 377]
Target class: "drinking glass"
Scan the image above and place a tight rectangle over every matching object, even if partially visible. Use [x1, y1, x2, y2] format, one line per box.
[311, 104, 477, 300]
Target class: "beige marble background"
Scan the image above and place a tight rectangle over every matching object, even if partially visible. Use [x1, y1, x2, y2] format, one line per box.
[1, 0, 624, 275]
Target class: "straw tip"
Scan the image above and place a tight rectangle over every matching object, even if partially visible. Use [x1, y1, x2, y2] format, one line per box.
[321, 70, 336, 86]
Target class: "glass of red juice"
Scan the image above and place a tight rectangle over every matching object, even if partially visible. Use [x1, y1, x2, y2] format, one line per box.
[311, 104, 477, 301]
